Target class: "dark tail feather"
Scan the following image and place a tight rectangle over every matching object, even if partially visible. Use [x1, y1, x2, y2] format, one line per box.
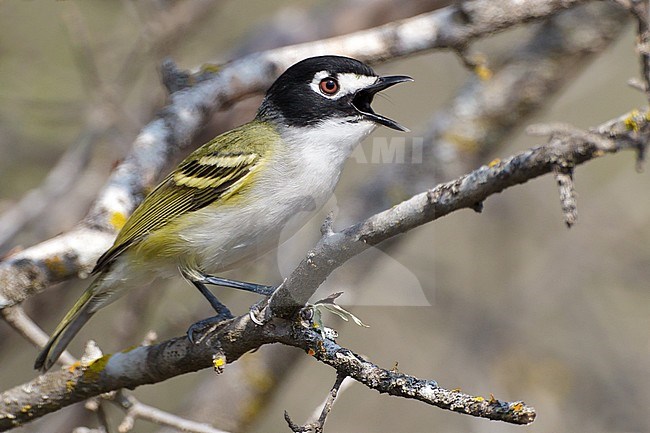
[34, 308, 94, 372]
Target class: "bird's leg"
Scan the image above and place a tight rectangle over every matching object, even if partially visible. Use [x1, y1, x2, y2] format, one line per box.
[199, 273, 276, 296]
[187, 279, 234, 344]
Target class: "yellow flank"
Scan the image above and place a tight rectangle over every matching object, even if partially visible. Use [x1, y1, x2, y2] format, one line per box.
[92, 120, 280, 273]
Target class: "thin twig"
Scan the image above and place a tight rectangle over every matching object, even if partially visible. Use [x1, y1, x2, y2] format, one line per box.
[619, 0, 650, 103]
[0, 129, 96, 252]
[554, 163, 578, 227]
[0, 306, 76, 366]
[113, 392, 229, 433]
[284, 374, 350, 432]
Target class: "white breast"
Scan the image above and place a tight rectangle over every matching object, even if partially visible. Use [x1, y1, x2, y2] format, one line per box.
[181, 118, 376, 274]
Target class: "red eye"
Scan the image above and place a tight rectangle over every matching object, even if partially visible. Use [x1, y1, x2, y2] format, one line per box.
[319, 77, 339, 95]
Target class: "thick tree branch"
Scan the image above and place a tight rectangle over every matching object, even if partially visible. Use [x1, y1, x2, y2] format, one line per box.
[1, 105, 645, 429]
[0, 0, 590, 309]
[0, 316, 534, 430]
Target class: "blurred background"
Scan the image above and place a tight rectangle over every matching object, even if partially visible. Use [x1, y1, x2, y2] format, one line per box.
[0, 1, 648, 432]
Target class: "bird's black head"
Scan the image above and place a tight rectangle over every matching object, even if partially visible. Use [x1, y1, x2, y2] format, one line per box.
[257, 55, 411, 131]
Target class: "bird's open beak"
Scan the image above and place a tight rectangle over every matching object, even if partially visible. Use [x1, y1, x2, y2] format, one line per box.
[352, 75, 413, 132]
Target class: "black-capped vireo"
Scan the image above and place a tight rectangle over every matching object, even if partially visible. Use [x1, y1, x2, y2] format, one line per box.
[35, 55, 411, 371]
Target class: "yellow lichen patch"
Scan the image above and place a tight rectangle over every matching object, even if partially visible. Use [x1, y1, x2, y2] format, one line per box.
[488, 158, 501, 168]
[489, 393, 497, 404]
[67, 361, 82, 373]
[512, 402, 524, 412]
[82, 355, 111, 381]
[475, 64, 493, 81]
[624, 110, 641, 132]
[213, 354, 226, 372]
[474, 396, 484, 401]
[20, 405, 31, 413]
[109, 211, 127, 231]
[307, 348, 316, 356]
[66, 380, 76, 393]
[44, 256, 67, 278]
[200, 63, 222, 74]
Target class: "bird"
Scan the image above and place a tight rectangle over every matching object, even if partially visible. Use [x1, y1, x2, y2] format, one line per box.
[35, 55, 412, 372]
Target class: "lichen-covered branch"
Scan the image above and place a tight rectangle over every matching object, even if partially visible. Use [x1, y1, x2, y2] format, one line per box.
[0, 315, 534, 430]
[275, 325, 535, 425]
[0, 0, 590, 309]
[1, 105, 645, 429]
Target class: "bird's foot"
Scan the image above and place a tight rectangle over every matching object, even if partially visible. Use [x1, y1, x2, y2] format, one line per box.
[249, 297, 272, 325]
[187, 312, 232, 344]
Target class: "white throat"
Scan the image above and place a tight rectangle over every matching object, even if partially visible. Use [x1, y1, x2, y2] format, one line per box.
[272, 117, 376, 213]
[281, 118, 376, 171]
